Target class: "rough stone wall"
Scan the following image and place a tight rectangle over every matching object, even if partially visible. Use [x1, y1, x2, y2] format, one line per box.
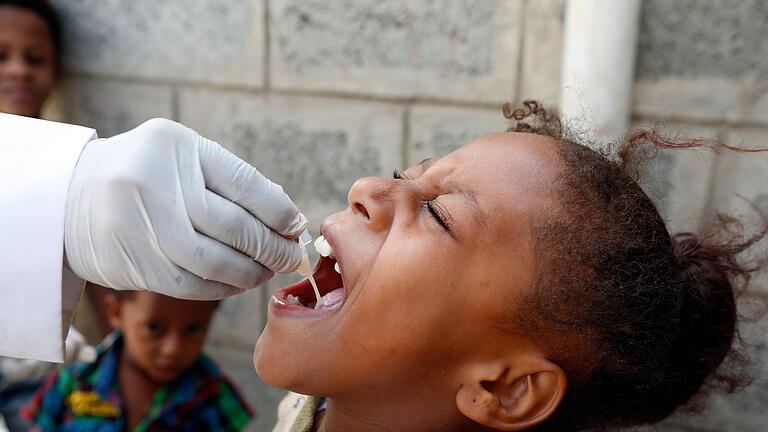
[47, 0, 767, 430]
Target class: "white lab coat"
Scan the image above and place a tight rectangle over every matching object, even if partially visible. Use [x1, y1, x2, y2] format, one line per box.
[0, 113, 96, 363]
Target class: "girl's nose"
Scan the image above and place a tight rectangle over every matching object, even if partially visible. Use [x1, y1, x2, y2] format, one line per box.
[347, 176, 395, 231]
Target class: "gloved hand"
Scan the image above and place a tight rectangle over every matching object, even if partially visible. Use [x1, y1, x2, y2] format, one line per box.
[64, 118, 307, 300]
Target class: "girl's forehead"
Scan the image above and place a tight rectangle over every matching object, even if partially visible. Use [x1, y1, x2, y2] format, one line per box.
[430, 134, 562, 246]
[456, 132, 561, 164]
[447, 133, 563, 202]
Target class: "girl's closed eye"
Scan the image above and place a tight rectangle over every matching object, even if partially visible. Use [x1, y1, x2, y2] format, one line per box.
[394, 169, 453, 233]
[426, 200, 452, 233]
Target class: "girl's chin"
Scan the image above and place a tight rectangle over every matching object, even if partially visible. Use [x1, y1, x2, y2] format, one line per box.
[253, 335, 327, 393]
[253, 328, 316, 389]
[253, 335, 286, 387]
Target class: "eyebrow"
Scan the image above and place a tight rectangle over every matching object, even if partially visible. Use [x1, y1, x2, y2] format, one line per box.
[417, 157, 486, 227]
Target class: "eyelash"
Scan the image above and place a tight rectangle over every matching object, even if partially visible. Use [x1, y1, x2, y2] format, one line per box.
[393, 170, 451, 233]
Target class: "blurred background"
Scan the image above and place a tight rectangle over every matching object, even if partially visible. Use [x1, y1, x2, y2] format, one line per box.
[31, 0, 768, 430]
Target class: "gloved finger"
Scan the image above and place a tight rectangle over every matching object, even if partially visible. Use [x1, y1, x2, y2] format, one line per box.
[161, 266, 246, 301]
[161, 230, 276, 290]
[196, 137, 307, 237]
[189, 190, 304, 272]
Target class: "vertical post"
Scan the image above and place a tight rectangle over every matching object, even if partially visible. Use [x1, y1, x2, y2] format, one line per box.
[560, 0, 642, 142]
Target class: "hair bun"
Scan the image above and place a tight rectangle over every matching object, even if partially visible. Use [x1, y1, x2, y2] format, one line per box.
[668, 215, 764, 410]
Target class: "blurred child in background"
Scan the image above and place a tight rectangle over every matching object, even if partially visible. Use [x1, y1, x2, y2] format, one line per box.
[0, 0, 59, 118]
[22, 291, 252, 431]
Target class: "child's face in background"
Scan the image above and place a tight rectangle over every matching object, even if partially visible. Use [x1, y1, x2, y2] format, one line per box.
[0, 6, 57, 118]
[106, 292, 217, 384]
[255, 133, 564, 416]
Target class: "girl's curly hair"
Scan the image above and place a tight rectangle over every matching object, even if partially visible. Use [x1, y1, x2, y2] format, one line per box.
[502, 100, 767, 431]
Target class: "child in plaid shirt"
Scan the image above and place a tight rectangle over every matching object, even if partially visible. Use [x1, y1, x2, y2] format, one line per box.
[22, 291, 252, 431]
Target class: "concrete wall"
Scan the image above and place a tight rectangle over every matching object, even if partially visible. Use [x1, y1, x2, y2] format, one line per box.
[49, 1, 768, 430]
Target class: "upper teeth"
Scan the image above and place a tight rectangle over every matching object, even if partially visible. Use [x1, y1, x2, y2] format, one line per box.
[334, 262, 341, 274]
[314, 235, 335, 258]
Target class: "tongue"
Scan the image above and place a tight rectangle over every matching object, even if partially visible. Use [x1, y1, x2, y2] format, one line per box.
[315, 288, 345, 310]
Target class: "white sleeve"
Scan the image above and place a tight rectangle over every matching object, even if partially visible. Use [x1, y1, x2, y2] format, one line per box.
[0, 113, 97, 362]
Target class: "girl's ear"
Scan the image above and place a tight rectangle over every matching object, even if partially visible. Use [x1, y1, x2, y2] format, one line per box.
[103, 294, 122, 330]
[456, 358, 566, 431]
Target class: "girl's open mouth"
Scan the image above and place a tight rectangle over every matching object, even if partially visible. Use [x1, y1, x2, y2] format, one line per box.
[270, 256, 345, 315]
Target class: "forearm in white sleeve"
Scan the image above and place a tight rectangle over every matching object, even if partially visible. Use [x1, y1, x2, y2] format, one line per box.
[0, 113, 96, 362]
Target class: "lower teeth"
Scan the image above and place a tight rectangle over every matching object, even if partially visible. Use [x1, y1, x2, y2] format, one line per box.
[286, 294, 303, 306]
[285, 288, 345, 309]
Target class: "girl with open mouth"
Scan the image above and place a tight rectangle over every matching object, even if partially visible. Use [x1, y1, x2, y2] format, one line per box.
[254, 101, 767, 432]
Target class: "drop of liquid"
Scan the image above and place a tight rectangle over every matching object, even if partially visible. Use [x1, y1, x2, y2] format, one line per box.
[298, 231, 323, 309]
[308, 274, 322, 309]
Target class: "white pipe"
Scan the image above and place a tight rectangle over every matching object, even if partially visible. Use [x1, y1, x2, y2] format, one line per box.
[560, 0, 642, 142]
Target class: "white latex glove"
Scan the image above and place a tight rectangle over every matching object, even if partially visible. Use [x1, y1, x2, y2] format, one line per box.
[64, 118, 307, 300]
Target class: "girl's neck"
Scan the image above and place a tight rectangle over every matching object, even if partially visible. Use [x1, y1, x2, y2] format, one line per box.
[313, 397, 474, 432]
[313, 401, 387, 432]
